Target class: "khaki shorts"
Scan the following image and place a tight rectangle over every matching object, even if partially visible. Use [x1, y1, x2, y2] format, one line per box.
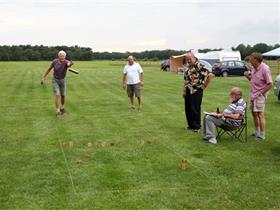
[52, 78, 66, 96]
[127, 83, 141, 97]
[250, 94, 266, 112]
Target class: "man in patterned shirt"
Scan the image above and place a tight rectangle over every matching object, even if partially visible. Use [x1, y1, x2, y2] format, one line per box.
[182, 52, 212, 132]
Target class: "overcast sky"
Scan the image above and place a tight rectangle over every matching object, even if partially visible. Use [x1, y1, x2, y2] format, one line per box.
[0, 0, 279, 52]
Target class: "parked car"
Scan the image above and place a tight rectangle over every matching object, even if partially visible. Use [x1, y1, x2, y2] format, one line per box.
[274, 74, 280, 100]
[160, 59, 170, 71]
[212, 60, 251, 77]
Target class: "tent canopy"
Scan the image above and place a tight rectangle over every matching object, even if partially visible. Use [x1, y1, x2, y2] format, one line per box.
[169, 54, 212, 72]
[262, 47, 280, 57]
[169, 50, 240, 72]
[169, 53, 188, 72]
[196, 50, 241, 62]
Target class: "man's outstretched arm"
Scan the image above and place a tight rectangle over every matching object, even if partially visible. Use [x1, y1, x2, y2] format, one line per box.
[122, 74, 127, 89]
[41, 66, 53, 84]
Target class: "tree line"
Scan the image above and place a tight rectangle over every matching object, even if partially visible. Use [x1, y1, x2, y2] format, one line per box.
[0, 45, 93, 61]
[0, 43, 279, 61]
[92, 49, 187, 61]
[232, 43, 280, 60]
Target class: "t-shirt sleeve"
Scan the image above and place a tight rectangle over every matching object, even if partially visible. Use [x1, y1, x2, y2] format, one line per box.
[202, 66, 212, 74]
[235, 101, 246, 116]
[50, 60, 56, 68]
[123, 66, 127, 74]
[263, 67, 273, 84]
[138, 64, 143, 73]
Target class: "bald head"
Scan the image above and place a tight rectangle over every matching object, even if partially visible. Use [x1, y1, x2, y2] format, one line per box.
[230, 87, 242, 100]
[127, 55, 134, 65]
[185, 53, 196, 65]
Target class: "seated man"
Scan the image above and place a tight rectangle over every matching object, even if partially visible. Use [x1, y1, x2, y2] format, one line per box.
[203, 87, 246, 144]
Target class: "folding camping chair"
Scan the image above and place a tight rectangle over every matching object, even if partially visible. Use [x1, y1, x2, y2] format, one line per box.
[216, 104, 247, 143]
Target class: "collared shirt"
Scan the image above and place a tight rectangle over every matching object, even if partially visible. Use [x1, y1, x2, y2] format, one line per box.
[123, 62, 143, 85]
[183, 60, 211, 94]
[223, 98, 246, 126]
[250, 62, 272, 101]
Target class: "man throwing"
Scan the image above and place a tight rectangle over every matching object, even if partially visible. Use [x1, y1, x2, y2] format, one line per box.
[41, 50, 74, 116]
[244, 52, 273, 140]
[123, 56, 144, 111]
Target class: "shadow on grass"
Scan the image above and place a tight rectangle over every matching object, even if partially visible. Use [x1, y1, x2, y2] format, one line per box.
[270, 146, 280, 157]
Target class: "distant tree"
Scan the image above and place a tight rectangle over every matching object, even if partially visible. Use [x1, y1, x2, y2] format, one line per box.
[273, 43, 280, 49]
[233, 44, 247, 59]
[244, 56, 250, 62]
[252, 43, 270, 53]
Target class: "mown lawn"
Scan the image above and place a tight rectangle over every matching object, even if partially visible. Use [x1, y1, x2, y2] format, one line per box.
[0, 61, 279, 209]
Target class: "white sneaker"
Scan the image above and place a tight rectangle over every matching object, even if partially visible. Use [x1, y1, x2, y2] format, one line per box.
[207, 137, 217, 144]
[257, 134, 266, 140]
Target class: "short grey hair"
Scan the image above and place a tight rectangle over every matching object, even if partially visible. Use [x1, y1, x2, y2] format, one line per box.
[58, 50, 66, 56]
[250, 52, 263, 63]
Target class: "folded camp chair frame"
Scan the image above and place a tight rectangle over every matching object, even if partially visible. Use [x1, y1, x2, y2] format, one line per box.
[216, 105, 247, 143]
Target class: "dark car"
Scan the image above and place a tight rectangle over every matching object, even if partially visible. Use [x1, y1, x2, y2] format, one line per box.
[212, 60, 251, 77]
[160, 59, 170, 71]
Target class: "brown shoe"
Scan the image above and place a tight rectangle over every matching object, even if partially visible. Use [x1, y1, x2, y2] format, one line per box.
[60, 108, 65, 115]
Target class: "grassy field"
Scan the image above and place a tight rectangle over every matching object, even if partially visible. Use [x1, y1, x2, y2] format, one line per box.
[0, 60, 280, 209]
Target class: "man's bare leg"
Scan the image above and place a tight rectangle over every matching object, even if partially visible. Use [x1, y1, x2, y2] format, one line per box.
[61, 96, 65, 107]
[60, 96, 65, 114]
[130, 96, 135, 110]
[252, 111, 260, 136]
[258, 112, 266, 139]
[137, 96, 142, 111]
[252, 112, 260, 130]
[55, 95, 60, 114]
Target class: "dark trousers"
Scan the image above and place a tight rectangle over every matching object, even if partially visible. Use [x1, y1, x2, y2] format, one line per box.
[184, 88, 203, 129]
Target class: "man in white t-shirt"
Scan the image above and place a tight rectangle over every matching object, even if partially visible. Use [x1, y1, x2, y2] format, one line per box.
[122, 56, 144, 111]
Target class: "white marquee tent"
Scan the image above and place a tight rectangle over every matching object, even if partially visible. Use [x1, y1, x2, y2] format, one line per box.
[262, 47, 280, 57]
[263, 47, 280, 74]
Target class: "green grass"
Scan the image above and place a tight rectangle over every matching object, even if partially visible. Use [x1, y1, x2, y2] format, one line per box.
[0, 60, 280, 209]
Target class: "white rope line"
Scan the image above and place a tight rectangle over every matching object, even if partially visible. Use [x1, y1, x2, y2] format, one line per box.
[79, 185, 207, 195]
[55, 125, 77, 194]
